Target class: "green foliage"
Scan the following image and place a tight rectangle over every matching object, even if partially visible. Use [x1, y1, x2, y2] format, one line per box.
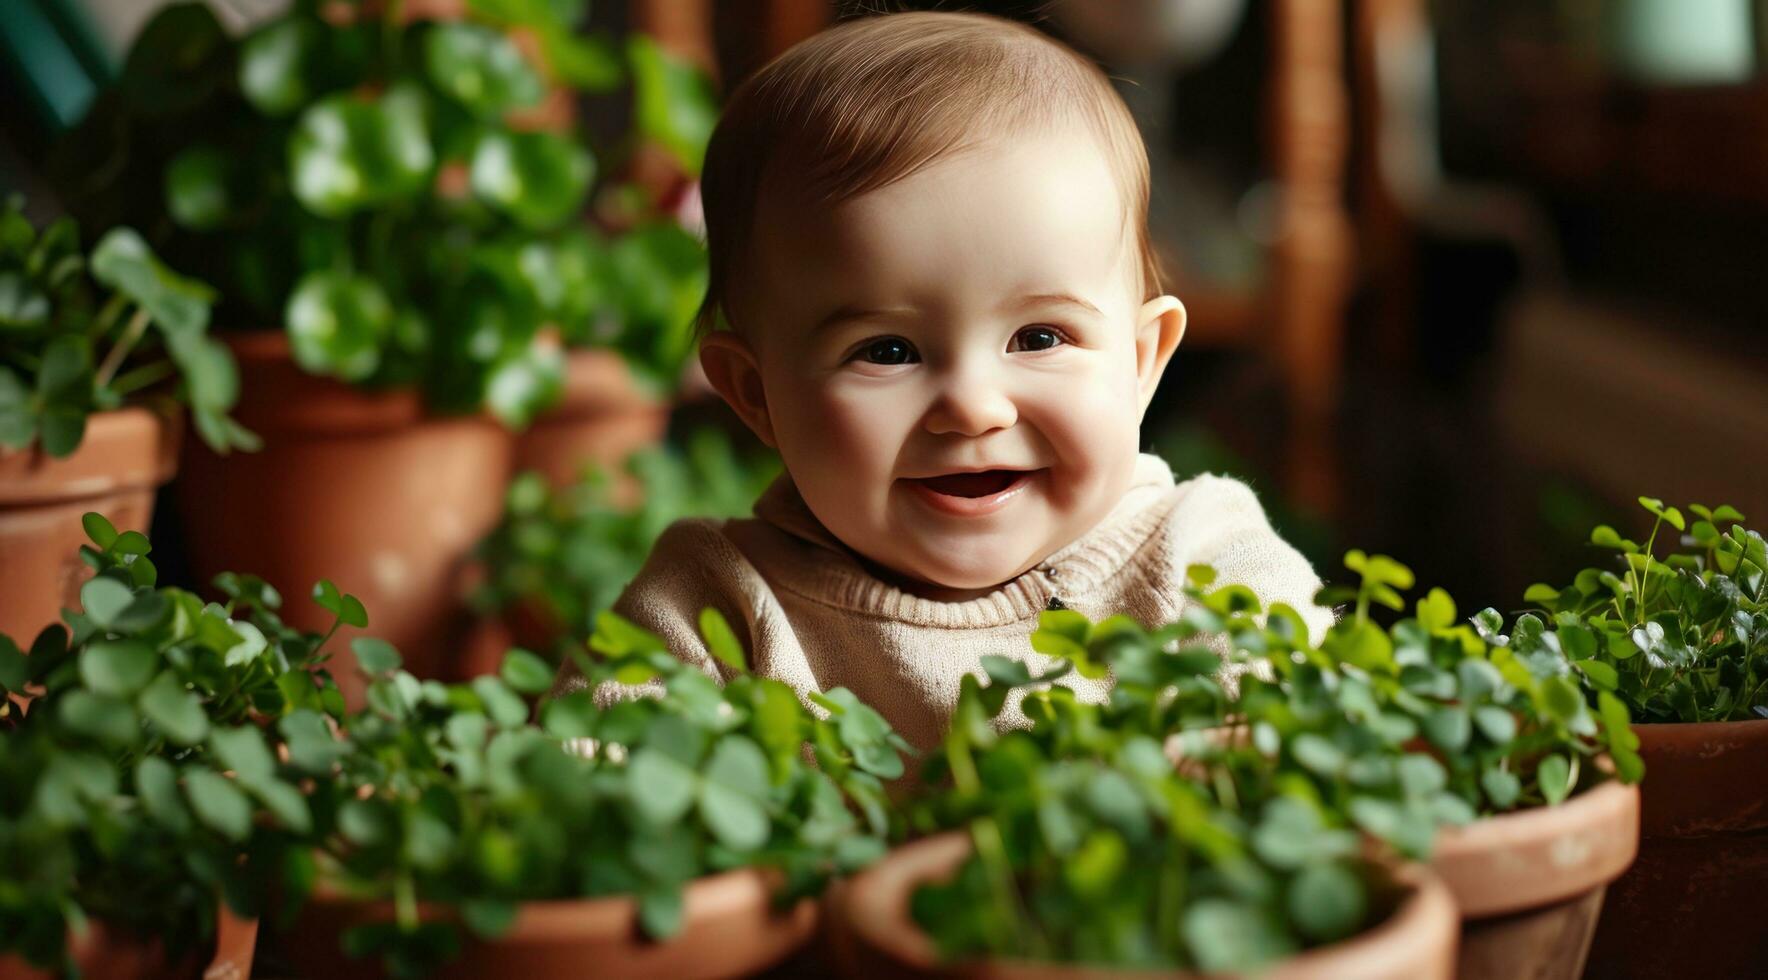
[3, 513, 904, 977]
[310, 609, 907, 976]
[473, 428, 780, 656]
[907, 549, 1639, 970]
[0, 514, 355, 972]
[1510, 499, 1765, 723]
[0, 199, 254, 457]
[54, 0, 717, 426]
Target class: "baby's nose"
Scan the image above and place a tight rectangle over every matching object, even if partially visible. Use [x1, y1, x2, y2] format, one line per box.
[923, 375, 1017, 437]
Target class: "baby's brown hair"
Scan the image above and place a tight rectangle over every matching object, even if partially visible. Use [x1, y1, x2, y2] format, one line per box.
[695, 11, 1161, 336]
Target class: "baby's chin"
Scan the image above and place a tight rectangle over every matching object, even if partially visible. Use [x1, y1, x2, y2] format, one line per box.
[865, 542, 1051, 599]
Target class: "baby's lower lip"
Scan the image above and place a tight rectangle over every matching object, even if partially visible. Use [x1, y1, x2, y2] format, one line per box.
[901, 469, 1042, 518]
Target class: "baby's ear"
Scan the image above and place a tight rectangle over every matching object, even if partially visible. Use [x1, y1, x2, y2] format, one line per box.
[1134, 295, 1187, 415]
[699, 332, 778, 447]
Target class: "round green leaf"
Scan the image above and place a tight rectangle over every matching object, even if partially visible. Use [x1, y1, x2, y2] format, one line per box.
[290, 88, 433, 217]
[184, 768, 252, 841]
[470, 130, 593, 229]
[1537, 754, 1573, 806]
[1183, 899, 1295, 974]
[136, 756, 191, 833]
[79, 575, 136, 628]
[80, 638, 158, 697]
[628, 746, 696, 826]
[89, 229, 214, 336]
[1481, 766, 1522, 809]
[425, 23, 545, 116]
[240, 17, 317, 116]
[484, 341, 564, 428]
[59, 689, 139, 745]
[138, 670, 210, 745]
[499, 648, 554, 694]
[165, 147, 231, 231]
[1289, 863, 1367, 942]
[211, 725, 275, 782]
[698, 607, 747, 673]
[286, 271, 392, 382]
[628, 35, 716, 175]
[351, 636, 403, 674]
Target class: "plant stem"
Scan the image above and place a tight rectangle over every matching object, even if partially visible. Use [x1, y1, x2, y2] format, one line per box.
[395, 870, 418, 930]
[109, 359, 176, 397]
[946, 735, 1038, 957]
[95, 308, 151, 388]
[88, 293, 128, 340]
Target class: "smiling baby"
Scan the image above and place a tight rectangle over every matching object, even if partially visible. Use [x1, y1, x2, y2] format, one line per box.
[553, 12, 1333, 751]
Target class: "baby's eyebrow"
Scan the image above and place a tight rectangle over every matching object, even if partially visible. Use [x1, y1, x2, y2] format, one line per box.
[809, 293, 1103, 335]
[1007, 293, 1105, 318]
[811, 304, 917, 335]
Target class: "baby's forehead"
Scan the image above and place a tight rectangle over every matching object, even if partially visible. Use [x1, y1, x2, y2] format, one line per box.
[737, 131, 1140, 330]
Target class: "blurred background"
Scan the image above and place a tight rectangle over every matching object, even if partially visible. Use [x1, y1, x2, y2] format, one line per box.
[4, 0, 1765, 655]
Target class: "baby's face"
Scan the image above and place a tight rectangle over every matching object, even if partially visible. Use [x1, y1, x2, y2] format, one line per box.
[707, 129, 1184, 594]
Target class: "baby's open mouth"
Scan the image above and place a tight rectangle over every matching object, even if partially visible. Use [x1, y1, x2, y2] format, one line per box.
[913, 469, 1028, 498]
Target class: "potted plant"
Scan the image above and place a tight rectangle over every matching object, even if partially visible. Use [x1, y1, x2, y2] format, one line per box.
[50, 0, 710, 691]
[464, 427, 779, 674]
[510, 30, 718, 487]
[853, 548, 1643, 979]
[0, 199, 251, 645]
[279, 609, 909, 978]
[1146, 557, 1640, 980]
[0, 515, 358, 977]
[1516, 499, 1766, 978]
[843, 622, 1459, 977]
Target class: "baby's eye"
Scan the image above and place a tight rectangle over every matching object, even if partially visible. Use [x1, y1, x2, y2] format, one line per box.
[1009, 325, 1067, 352]
[853, 337, 919, 365]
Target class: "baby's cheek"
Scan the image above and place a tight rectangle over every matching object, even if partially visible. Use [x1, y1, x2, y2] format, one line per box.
[796, 383, 909, 480]
[1022, 362, 1142, 493]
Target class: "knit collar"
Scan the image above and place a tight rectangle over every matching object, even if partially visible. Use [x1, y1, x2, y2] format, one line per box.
[744, 454, 1179, 628]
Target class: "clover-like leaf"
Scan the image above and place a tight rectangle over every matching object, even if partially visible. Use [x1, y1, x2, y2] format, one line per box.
[290, 87, 433, 217]
[628, 35, 717, 176]
[287, 271, 392, 383]
[426, 22, 545, 116]
[470, 129, 593, 229]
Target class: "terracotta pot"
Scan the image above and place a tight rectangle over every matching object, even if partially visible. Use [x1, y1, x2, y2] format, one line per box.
[1430, 778, 1638, 980]
[1586, 718, 1768, 978]
[286, 867, 817, 979]
[0, 408, 179, 647]
[835, 832, 1458, 979]
[177, 333, 511, 703]
[0, 903, 257, 980]
[513, 348, 668, 492]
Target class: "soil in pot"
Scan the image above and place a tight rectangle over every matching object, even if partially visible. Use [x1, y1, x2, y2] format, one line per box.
[284, 866, 816, 980]
[513, 348, 668, 492]
[0, 408, 178, 647]
[1585, 718, 1768, 978]
[177, 333, 510, 703]
[0, 903, 256, 980]
[834, 832, 1459, 980]
[1430, 777, 1638, 980]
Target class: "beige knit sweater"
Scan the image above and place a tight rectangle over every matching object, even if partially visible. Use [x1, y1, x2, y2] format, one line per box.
[552, 454, 1334, 752]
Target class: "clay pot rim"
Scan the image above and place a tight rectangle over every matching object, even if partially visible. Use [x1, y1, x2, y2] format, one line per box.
[841, 831, 1456, 979]
[0, 407, 178, 506]
[1432, 776, 1640, 918]
[305, 864, 798, 941]
[217, 330, 505, 435]
[1634, 716, 1768, 740]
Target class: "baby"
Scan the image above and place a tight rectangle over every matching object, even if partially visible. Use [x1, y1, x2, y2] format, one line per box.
[555, 12, 1332, 751]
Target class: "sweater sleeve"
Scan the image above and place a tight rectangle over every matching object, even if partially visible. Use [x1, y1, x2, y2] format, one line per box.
[548, 518, 763, 700]
[1164, 474, 1337, 646]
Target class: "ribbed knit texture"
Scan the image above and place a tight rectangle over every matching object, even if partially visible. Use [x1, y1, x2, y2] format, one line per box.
[552, 455, 1335, 752]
